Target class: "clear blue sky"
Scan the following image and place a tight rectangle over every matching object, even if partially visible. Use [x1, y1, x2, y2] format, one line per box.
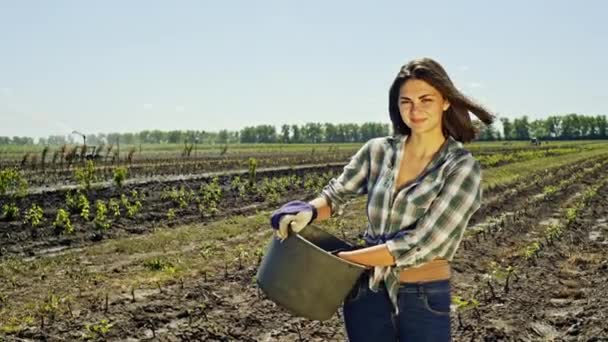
[1, 0, 607, 138]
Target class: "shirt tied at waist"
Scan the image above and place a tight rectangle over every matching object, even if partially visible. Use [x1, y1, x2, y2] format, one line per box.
[361, 229, 451, 284]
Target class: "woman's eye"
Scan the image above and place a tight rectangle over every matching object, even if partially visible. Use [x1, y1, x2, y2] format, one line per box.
[422, 99, 432, 102]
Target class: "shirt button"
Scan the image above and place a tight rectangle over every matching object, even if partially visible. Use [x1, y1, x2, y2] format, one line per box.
[416, 247, 421, 252]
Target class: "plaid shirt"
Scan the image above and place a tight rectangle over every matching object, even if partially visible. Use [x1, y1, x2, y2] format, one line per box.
[320, 133, 482, 314]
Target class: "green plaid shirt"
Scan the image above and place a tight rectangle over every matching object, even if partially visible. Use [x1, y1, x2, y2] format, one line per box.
[320, 133, 482, 314]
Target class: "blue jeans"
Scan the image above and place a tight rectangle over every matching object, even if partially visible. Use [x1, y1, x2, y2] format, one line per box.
[342, 272, 452, 342]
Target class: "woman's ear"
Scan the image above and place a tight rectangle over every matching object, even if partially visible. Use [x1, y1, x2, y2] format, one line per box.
[442, 101, 450, 112]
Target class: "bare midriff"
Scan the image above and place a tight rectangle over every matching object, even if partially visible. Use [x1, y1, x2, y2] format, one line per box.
[398, 258, 451, 283]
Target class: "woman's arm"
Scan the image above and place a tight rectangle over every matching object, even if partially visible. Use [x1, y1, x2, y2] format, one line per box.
[319, 139, 373, 217]
[308, 196, 332, 222]
[309, 196, 393, 267]
[337, 244, 394, 267]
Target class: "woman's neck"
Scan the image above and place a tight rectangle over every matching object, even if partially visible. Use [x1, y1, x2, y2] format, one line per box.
[405, 130, 447, 160]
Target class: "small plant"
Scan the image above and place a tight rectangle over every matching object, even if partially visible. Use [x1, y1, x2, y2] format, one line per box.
[452, 295, 480, 329]
[545, 222, 563, 242]
[230, 176, 247, 199]
[1, 202, 20, 220]
[38, 292, 62, 322]
[24, 203, 44, 228]
[565, 207, 578, 224]
[166, 208, 176, 220]
[66, 190, 90, 221]
[0, 168, 28, 197]
[53, 208, 73, 234]
[121, 192, 142, 219]
[200, 243, 214, 260]
[51, 150, 60, 166]
[126, 147, 136, 164]
[253, 247, 264, 264]
[235, 245, 249, 270]
[65, 191, 76, 211]
[108, 198, 121, 217]
[80, 198, 90, 221]
[94, 200, 110, 231]
[113, 167, 128, 188]
[303, 174, 327, 193]
[143, 258, 176, 273]
[542, 185, 558, 195]
[74, 160, 97, 191]
[248, 157, 257, 187]
[0, 315, 34, 334]
[82, 319, 113, 340]
[486, 261, 516, 294]
[40, 146, 49, 169]
[265, 187, 280, 205]
[161, 186, 192, 209]
[199, 177, 222, 216]
[522, 241, 541, 260]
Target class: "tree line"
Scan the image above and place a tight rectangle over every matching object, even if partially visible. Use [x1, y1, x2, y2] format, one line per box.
[239, 123, 390, 143]
[478, 114, 607, 141]
[3, 122, 391, 146]
[1, 114, 606, 146]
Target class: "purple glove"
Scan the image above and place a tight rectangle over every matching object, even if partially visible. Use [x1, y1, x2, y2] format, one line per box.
[270, 200, 318, 240]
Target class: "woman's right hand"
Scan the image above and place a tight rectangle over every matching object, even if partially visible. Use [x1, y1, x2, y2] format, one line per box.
[270, 200, 318, 241]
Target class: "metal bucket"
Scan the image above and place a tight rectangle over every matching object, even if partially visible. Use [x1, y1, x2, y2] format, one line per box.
[256, 224, 367, 321]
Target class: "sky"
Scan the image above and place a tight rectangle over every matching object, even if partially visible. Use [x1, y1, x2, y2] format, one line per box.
[1, 0, 607, 139]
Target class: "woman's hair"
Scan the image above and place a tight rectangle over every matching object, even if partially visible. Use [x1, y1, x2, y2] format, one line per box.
[389, 57, 495, 143]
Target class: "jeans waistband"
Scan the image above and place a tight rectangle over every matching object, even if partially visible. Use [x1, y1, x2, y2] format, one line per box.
[398, 279, 450, 294]
[358, 270, 450, 295]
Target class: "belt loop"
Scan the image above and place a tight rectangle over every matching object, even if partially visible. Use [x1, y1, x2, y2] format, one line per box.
[416, 282, 424, 298]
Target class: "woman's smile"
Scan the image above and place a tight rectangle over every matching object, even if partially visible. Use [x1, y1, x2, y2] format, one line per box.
[410, 117, 427, 124]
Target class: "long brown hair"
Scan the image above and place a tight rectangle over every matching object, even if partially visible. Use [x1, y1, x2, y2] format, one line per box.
[389, 57, 495, 143]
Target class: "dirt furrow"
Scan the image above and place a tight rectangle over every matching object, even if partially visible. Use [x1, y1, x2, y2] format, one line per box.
[452, 171, 608, 340]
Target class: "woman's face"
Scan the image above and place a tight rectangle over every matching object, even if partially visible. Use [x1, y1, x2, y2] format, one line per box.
[398, 79, 450, 135]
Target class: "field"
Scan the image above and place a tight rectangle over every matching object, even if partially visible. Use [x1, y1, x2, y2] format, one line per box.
[1, 139, 608, 341]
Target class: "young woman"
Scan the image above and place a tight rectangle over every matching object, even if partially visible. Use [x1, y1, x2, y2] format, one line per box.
[270, 57, 495, 341]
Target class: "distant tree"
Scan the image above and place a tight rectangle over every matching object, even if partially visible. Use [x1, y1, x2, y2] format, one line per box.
[150, 130, 165, 144]
[11, 136, 34, 145]
[529, 119, 548, 139]
[543, 116, 561, 139]
[324, 123, 338, 143]
[122, 132, 135, 145]
[217, 129, 229, 144]
[301, 123, 323, 143]
[478, 121, 500, 141]
[167, 130, 183, 144]
[597, 115, 607, 138]
[280, 124, 290, 143]
[344, 123, 360, 142]
[560, 114, 580, 139]
[240, 126, 256, 143]
[291, 125, 301, 143]
[500, 117, 513, 140]
[513, 116, 530, 140]
[360, 122, 388, 141]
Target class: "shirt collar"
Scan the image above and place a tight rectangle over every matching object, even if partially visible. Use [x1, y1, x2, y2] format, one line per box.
[389, 133, 463, 165]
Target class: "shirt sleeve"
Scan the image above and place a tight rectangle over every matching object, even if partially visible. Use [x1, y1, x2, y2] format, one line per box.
[386, 155, 482, 267]
[319, 139, 373, 216]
